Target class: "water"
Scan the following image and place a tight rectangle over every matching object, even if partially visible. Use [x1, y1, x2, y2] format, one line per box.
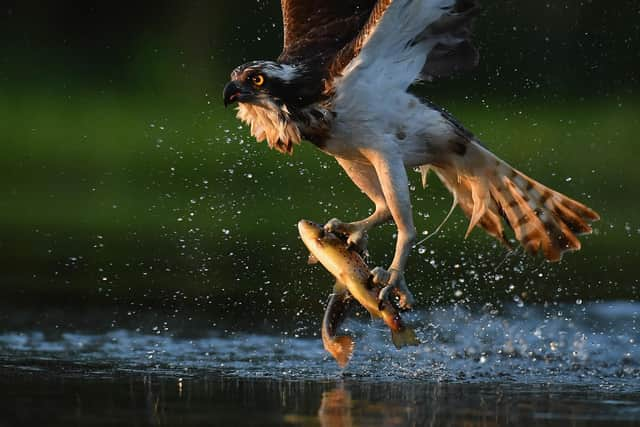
[2, 374, 639, 426]
[1, 302, 639, 426]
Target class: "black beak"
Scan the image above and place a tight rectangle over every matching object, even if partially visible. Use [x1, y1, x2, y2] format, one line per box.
[223, 81, 241, 107]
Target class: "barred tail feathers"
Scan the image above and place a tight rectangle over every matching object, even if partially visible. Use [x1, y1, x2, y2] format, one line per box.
[424, 140, 599, 262]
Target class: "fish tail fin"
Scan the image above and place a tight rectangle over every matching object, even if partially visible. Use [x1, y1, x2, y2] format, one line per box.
[391, 326, 420, 349]
[324, 335, 354, 368]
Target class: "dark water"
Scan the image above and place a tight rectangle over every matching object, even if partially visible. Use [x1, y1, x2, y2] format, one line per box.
[1, 302, 639, 426]
[2, 372, 639, 427]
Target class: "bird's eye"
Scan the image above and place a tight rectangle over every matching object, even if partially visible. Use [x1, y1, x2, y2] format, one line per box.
[252, 74, 265, 86]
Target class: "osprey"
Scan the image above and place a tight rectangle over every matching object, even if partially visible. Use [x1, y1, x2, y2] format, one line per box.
[223, 0, 599, 309]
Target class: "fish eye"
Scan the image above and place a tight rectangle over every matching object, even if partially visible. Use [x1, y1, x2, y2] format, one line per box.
[251, 74, 265, 86]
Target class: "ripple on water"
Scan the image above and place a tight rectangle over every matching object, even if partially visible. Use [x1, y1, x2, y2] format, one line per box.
[0, 302, 638, 390]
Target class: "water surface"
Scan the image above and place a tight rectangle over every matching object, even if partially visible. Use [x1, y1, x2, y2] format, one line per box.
[1, 302, 638, 426]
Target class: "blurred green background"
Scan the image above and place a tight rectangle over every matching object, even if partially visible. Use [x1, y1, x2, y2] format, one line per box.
[1, 1, 639, 325]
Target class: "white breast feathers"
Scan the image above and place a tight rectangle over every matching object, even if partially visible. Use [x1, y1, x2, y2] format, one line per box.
[236, 102, 302, 154]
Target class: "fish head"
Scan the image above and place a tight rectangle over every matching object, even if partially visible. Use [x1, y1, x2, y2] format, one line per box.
[298, 219, 355, 282]
[297, 219, 325, 241]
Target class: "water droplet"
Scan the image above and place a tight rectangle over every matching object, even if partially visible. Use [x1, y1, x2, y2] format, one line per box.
[513, 295, 524, 307]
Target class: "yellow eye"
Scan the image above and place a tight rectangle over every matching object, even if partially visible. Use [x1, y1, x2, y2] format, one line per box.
[252, 74, 265, 86]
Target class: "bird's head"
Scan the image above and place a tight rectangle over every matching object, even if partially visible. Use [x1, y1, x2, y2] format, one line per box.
[222, 60, 319, 154]
[223, 61, 305, 109]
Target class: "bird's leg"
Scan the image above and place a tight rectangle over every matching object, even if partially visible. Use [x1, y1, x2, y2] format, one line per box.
[325, 158, 392, 253]
[365, 149, 416, 310]
[325, 207, 389, 253]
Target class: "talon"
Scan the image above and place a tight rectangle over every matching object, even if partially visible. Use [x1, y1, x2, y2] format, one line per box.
[371, 268, 416, 311]
[372, 267, 394, 308]
[378, 284, 395, 307]
[324, 218, 347, 234]
[396, 289, 415, 311]
[371, 267, 391, 286]
[347, 230, 368, 254]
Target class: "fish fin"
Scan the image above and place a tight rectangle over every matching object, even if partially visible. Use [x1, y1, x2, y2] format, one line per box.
[307, 254, 319, 264]
[322, 291, 354, 367]
[332, 280, 348, 294]
[391, 327, 420, 349]
[324, 335, 354, 368]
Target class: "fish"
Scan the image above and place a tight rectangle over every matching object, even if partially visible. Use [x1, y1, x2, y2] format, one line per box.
[298, 219, 419, 366]
[321, 288, 355, 368]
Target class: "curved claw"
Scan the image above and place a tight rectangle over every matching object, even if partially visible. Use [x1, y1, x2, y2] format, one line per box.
[347, 229, 368, 253]
[325, 218, 369, 255]
[371, 266, 391, 286]
[378, 284, 395, 310]
[347, 230, 369, 248]
[371, 267, 415, 311]
[396, 289, 415, 311]
[324, 218, 349, 234]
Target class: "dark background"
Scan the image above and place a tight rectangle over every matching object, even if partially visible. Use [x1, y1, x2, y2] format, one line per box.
[0, 1, 639, 329]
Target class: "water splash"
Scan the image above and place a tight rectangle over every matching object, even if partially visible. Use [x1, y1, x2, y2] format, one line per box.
[0, 302, 637, 390]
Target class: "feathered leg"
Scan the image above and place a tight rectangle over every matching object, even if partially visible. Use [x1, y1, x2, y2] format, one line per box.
[363, 148, 417, 309]
[325, 158, 392, 251]
[326, 156, 416, 309]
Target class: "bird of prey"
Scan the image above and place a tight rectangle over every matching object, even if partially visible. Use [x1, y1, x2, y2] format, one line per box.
[223, 0, 599, 309]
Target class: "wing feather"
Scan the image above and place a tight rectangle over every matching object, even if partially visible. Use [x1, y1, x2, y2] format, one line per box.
[419, 0, 480, 80]
[279, 0, 479, 88]
[329, 0, 394, 76]
[278, 0, 377, 64]
[331, 0, 480, 87]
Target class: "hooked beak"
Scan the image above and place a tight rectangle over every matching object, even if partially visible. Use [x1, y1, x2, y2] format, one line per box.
[223, 81, 251, 107]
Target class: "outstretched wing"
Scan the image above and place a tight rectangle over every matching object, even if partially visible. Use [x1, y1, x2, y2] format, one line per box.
[331, 0, 479, 88]
[278, 0, 378, 64]
[419, 0, 480, 80]
[279, 0, 479, 83]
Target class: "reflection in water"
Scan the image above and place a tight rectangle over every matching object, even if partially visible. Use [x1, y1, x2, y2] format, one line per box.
[316, 385, 424, 427]
[311, 381, 640, 427]
[318, 387, 353, 427]
[0, 363, 639, 426]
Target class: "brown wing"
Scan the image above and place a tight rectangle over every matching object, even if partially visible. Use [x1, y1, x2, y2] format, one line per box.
[278, 0, 377, 64]
[280, 0, 480, 81]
